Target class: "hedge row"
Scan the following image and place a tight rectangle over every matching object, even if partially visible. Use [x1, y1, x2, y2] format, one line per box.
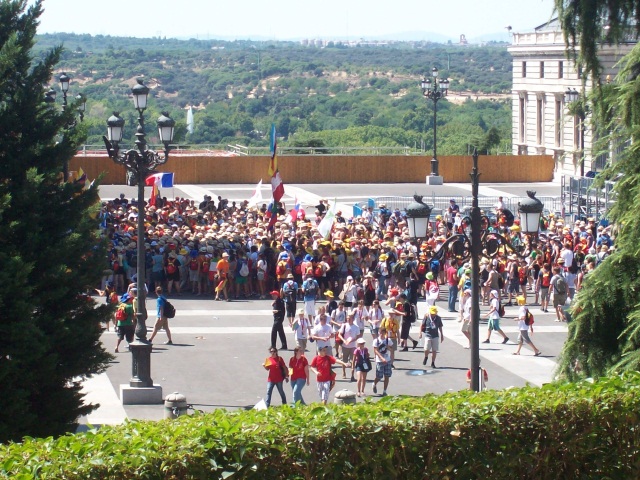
[2, 374, 640, 479]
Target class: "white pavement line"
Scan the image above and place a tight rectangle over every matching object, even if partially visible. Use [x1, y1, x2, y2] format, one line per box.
[80, 373, 128, 425]
[285, 186, 353, 217]
[441, 319, 558, 386]
[174, 309, 273, 316]
[447, 183, 517, 198]
[177, 185, 217, 200]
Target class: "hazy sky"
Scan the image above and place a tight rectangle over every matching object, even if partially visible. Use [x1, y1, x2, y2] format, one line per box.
[32, 0, 556, 41]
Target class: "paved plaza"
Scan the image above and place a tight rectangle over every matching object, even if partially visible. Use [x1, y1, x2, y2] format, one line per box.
[81, 179, 568, 425]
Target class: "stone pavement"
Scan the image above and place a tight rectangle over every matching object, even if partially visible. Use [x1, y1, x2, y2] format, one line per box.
[80, 292, 567, 426]
[79, 180, 567, 426]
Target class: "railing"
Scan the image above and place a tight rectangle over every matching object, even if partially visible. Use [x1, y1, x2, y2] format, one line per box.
[353, 195, 564, 220]
[561, 175, 616, 222]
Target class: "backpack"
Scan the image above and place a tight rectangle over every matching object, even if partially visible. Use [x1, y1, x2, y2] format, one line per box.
[202, 261, 210, 273]
[115, 303, 127, 321]
[463, 278, 472, 291]
[276, 262, 286, 276]
[356, 284, 365, 301]
[525, 309, 534, 326]
[555, 276, 568, 295]
[417, 262, 427, 276]
[189, 259, 199, 271]
[166, 261, 177, 274]
[239, 261, 249, 277]
[518, 267, 527, 283]
[108, 292, 119, 304]
[497, 275, 505, 289]
[304, 280, 318, 297]
[164, 300, 176, 319]
[314, 264, 324, 277]
[393, 261, 408, 278]
[498, 301, 505, 318]
[429, 259, 440, 275]
[283, 281, 296, 302]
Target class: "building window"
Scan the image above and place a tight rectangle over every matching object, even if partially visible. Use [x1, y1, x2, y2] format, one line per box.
[522, 61, 527, 78]
[540, 61, 545, 78]
[558, 61, 564, 79]
[537, 98, 544, 145]
[555, 99, 562, 147]
[519, 96, 526, 143]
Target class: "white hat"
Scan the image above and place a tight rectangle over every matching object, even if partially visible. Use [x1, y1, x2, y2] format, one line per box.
[490, 290, 499, 297]
[356, 338, 366, 344]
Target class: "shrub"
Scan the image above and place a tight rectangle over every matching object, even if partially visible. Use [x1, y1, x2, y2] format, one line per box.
[1, 374, 640, 479]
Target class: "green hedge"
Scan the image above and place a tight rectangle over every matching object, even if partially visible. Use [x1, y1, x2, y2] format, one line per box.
[2, 374, 640, 479]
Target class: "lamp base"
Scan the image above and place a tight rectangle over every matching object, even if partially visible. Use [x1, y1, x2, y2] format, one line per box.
[120, 384, 163, 405]
[426, 175, 443, 185]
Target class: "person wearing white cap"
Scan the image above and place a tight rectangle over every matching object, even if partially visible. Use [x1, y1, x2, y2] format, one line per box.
[292, 308, 311, 351]
[353, 338, 372, 397]
[483, 290, 509, 344]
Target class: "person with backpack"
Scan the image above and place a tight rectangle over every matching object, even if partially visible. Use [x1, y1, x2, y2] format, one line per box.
[114, 292, 135, 353]
[301, 274, 319, 322]
[419, 305, 444, 368]
[482, 290, 509, 344]
[281, 273, 299, 328]
[550, 266, 568, 322]
[513, 296, 541, 356]
[164, 251, 182, 296]
[537, 263, 552, 313]
[149, 286, 173, 345]
[392, 293, 419, 352]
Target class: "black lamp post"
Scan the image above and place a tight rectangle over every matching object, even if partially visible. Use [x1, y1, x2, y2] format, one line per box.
[421, 67, 449, 184]
[434, 151, 543, 391]
[565, 87, 588, 177]
[405, 194, 433, 240]
[103, 77, 175, 392]
[44, 73, 86, 181]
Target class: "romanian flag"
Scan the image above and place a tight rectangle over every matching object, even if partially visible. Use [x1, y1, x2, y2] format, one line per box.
[268, 123, 277, 176]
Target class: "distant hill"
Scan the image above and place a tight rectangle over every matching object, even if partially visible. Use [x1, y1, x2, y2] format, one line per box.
[36, 33, 513, 154]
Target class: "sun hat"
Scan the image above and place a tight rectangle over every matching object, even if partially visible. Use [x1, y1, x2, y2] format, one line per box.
[429, 305, 438, 315]
[356, 338, 366, 345]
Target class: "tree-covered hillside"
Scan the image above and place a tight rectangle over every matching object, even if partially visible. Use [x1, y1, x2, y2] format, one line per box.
[35, 33, 512, 154]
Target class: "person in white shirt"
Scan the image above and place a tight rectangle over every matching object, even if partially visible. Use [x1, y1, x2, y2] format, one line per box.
[367, 300, 385, 336]
[513, 296, 541, 356]
[482, 290, 509, 344]
[310, 314, 333, 353]
[336, 313, 360, 381]
[292, 309, 312, 351]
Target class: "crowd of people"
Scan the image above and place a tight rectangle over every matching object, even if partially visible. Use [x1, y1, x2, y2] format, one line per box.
[100, 191, 615, 405]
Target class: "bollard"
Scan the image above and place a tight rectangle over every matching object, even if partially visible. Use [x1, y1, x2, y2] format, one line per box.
[333, 389, 357, 405]
[164, 392, 188, 419]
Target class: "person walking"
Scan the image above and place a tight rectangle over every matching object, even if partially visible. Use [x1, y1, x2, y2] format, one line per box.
[353, 338, 372, 397]
[513, 296, 542, 356]
[114, 292, 135, 353]
[336, 313, 360, 381]
[262, 347, 288, 408]
[372, 328, 394, 397]
[270, 290, 287, 350]
[310, 345, 349, 405]
[149, 286, 173, 345]
[483, 290, 509, 344]
[310, 313, 333, 354]
[446, 259, 459, 312]
[288, 347, 310, 405]
[419, 305, 444, 368]
[292, 308, 311, 351]
[281, 273, 299, 328]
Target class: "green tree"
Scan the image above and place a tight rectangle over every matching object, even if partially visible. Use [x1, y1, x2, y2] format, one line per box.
[0, 0, 111, 442]
[555, 0, 640, 379]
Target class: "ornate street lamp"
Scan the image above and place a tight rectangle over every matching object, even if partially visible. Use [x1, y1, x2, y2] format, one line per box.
[421, 67, 449, 185]
[434, 150, 543, 391]
[43, 73, 86, 181]
[405, 194, 433, 240]
[103, 77, 175, 402]
[565, 87, 588, 177]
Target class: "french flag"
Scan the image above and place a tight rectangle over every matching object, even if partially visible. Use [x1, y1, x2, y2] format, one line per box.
[145, 172, 174, 188]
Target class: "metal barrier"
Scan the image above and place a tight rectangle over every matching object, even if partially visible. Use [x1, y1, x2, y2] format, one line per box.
[355, 195, 564, 218]
[560, 175, 616, 222]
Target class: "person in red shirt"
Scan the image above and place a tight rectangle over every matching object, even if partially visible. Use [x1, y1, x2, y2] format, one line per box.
[262, 347, 289, 407]
[288, 347, 310, 405]
[310, 345, 349, 405]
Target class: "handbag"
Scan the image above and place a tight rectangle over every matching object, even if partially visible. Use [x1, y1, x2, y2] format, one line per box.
[361, 349, 372, 372]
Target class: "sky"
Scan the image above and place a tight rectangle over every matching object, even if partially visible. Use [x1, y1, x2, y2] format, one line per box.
[31, 0, 556, 42]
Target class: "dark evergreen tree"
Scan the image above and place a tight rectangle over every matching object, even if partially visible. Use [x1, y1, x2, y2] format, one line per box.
[555, 0, 640, 379]
[0, 0, 111, 442]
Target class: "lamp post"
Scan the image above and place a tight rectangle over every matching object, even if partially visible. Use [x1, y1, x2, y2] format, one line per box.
[405, 194, 433, 240]
[565, 87, 587, 177]
[421, 67, 449, 185]
[103, 77, 175, 401]
[44, 72, 87, 181]
[434, 150, 543, 391]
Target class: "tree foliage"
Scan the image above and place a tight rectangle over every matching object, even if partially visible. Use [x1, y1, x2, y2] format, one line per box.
[0, 0, 111, 442]
[555, 3, 640, 379]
